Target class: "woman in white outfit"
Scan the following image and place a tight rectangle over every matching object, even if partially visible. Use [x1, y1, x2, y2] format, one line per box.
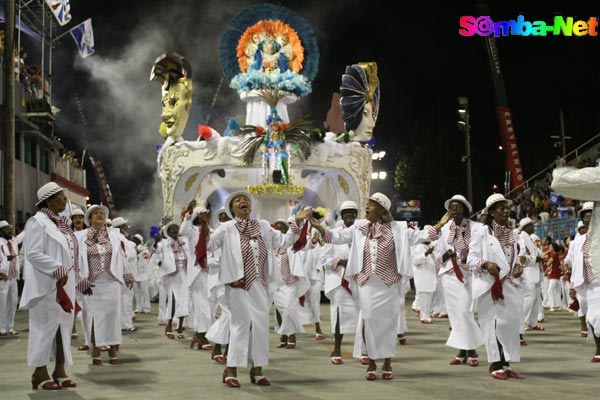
[310, 193, 447, 380]
[319, 201, 360, 365]
[78, 205, 134, 365]
[434, 194, 483, 367]
[467, 194, 524, 380]
[412, 241, 437, 323]
[271, 219, 309, 349]
[156, 221, 192, 340]
[199, 191, 306, 387]
[20, 182, 82, 390]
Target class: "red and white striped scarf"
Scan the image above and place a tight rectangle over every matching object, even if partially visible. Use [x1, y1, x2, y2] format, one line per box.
[491, 221, 515, 268]
[235, 218, 267, 290]
[583, 233, 596, 284]
[447, 219, 472, 274]
[278, 248, 298, 284]
[6, 240, 18, 279]
[170, 237, 187, 272]
[40, 207, 79, 273]
[86, 228, 115, 283]
[357, 222, 399, 285]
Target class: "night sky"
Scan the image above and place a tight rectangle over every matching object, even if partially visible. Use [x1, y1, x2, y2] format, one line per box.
[42, 0, 600, 229]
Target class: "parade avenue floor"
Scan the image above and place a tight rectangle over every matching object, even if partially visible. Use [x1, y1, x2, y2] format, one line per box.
[1, 295, 598, 400]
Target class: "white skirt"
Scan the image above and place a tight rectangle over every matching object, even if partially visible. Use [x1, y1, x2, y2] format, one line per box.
[442, 273, 483, 350]
[162, 269, 189, 319]
[85, 277, 123, 347]
[27, 270, 75, 367]
[273, 282, 306, 335]
[327, 285, 358, 334]
[353, 274, 400, 360]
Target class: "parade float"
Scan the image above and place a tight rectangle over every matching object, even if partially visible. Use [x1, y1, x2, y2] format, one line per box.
[152, 4, 378, 223]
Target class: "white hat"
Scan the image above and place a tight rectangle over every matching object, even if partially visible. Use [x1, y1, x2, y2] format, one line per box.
[579, 201, 594, 218]
[192, 206, 208, 217]
[224, 191, 254, 220]
[106, 218, 112, 227]
[483, 193, 512, 214]
[518, 217, 533, 230]
[161, 221, 181, 238]
[71, 208, 85, 217]
[338, 200, 358, 217]
[84, 205, 109, 227]
[133, 233, 144, 243]
[531, 233, 541, 242]
[216, 207, 227, 217]
[36, 182, 65, 206]
[444, 194, 472, 213]
[111, 217, 129, 228]
[0, 220, 10, 229]
[369, 192, 391, 211]
[287, 216, 295, 224]
[272, 219, 289, 228]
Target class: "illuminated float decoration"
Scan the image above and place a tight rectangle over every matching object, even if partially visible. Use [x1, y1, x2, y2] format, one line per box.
[153, 4, 378, 223]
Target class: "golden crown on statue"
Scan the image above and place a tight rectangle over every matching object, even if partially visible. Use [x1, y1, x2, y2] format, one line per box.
[246, 183, 304, 200]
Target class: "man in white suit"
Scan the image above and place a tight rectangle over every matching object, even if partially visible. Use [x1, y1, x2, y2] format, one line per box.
[0, 221, 23, 336]
[518, 218, 545, 332]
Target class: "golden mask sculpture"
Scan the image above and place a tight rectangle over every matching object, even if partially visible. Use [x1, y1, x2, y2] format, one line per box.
[150, 53, 193, 141]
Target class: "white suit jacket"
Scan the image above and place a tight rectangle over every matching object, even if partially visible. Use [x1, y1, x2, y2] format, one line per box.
[20, 212, 79, 309]
[155, 236, 195, 283]
[467, 224, 523, 302]
[77, 228, 131, 285]
[564, 233, 587, 289]
[519, 231, 542, 284]
[207, 219, 297, 285]
[325, 219, 433, 282]
[411, 243, 437, 292]
[434, 219, 482, 276]
[319, 226, 352, 295]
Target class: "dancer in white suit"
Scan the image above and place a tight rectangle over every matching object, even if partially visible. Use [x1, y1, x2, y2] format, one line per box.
[20, 182, 82, 390]
[434, 195, 483, 367]
[518, 218, 545, 332]
[271, 218, 309, 349]
[156, 221, 193, 340]
[77, 205, 134, 365]
[181, 200, 216, 351]
[0, 221, 23, 336]
[132, 234, 152, 314]
[467, 194, 525, 380]
[412, 241, 437, 324]
[310, 193, 447, 381]
[199, 191, 307, 387]
[319, 201, 360, 365]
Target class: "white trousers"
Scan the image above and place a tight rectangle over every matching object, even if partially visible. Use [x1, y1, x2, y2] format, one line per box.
[226, 282, 270, 368]
[304, 280, 322, 323]
[189, 272, 216, 333]
[163, 270, 190, 320]
[547, 279, 562, 308]
[120, 284, 134, 329]
[522, 282, 542, 328]
[0, 278, 18, 332]
[417, 291, 433, 321]
[476, 282, 521, 363]
[206, 293, 231, 345]
[158, 284, 169, 322]
[442, 274, 483, 350]
[133, 280, 151, 313]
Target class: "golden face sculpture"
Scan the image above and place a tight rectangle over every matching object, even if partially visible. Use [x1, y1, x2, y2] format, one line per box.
[160, 77, 193, 139]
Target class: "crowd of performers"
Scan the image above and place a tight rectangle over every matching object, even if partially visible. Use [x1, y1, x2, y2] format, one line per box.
[3, 165, 599, 390]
